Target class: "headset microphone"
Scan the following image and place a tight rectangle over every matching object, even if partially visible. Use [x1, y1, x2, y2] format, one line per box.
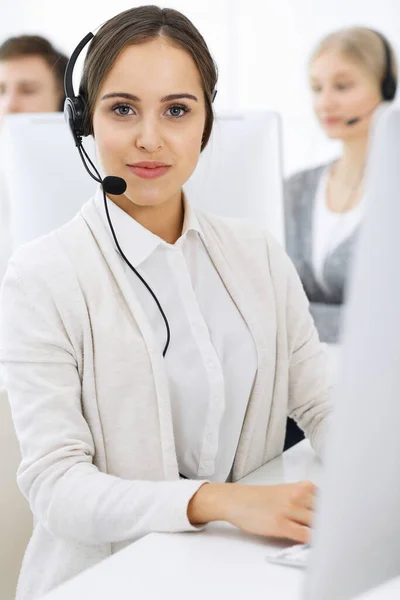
[102, 176, 127, 195]
[345, 104, 380, 126]
[346, 117, 361, 126]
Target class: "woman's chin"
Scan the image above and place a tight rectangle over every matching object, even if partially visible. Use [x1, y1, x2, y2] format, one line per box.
[322, 127, 346, 140]
[124, 186, 180, 208]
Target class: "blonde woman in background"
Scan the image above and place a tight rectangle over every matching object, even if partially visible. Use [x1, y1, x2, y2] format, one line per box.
[285, 27, 397, 344]
[283, 27, 397, 450]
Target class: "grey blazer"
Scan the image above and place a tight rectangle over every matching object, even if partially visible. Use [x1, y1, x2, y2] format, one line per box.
[284, 164, 359, 343]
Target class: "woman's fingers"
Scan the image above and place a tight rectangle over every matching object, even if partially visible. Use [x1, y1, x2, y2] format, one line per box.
[285, 505, 313, 527]
[281, 519, 311, 545]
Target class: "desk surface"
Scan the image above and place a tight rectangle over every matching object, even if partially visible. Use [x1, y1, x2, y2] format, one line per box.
[41, 442, 400, 600]
[354, 575, 400, 598]
[42, 441, 320, 600]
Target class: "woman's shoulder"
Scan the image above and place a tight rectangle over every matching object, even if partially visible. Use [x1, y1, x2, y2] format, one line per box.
[196, 208, 288, 274]
[196, 209, 268, 247]
[6, 210, 90, 288]
[285, 162, 330, 192]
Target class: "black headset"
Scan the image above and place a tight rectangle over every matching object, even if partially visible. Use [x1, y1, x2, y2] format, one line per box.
[371, 29, 397, 101]
[344, 29, 396, 126]
[63, 30, 217, 358]
[64, 32, 94, 146]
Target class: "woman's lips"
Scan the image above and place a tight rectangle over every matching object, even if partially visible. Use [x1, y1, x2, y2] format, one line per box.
[323, 117, 343, 126]
[127, 162, 171, 180]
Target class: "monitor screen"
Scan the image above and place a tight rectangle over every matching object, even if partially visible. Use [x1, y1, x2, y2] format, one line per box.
[304, 104, 400, 600]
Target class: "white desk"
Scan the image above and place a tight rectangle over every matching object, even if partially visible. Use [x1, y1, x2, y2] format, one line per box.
[354, 575, 400, 599]
[39, 441, 400, 600]
[42, 441, 320, 600]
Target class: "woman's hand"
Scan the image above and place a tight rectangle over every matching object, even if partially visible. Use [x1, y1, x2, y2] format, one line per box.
[188, 481, 316, 544]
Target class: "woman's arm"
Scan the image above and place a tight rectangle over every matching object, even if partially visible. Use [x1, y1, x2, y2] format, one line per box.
[264, 231, 332, 456]
[188, 480, 316, 544]
[0, 261, 207, 545]
[0, 258, 319, 545]
[283, 252, 332, 456]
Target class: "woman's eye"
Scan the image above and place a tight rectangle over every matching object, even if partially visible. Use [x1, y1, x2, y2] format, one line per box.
[21, 88, 38, 96]
[336, 83, 352, 91]
[113, 104, 133, 116]
[166, 105, 189, 118]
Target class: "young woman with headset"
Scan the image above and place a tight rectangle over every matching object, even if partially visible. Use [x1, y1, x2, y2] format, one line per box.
[285, 27, 397, 346]
[284, 27, 397, 451]
[0, 7, 331, 599]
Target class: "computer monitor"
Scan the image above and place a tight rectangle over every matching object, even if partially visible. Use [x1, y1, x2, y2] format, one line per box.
[304, 104, 400, 599]
[0, 113, 96, 249]
[184, 111, 285, 247]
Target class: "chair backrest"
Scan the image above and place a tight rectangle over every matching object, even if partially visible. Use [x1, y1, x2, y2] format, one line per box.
[0, 386, 32, 600]
[0, 112, 96, 249]
[184, 110, 285, 246]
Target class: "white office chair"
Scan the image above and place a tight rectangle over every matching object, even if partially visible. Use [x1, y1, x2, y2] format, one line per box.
[0, 385, 32, 600]
[184, 110, 285, 247]
[0, 113, 96, 250]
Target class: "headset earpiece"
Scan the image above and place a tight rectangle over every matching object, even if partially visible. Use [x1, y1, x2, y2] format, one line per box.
[369, 29, 397, 101]
[381, 75, 397, 101]
[63, 31, 94, 145]
[64, 95, 87, 145]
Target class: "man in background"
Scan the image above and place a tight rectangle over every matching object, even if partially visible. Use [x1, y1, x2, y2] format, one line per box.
[0, 35, 68, 119]
[0, 35, 68, 283]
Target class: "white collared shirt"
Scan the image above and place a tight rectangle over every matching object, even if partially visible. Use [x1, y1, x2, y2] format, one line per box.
[313, 167, 364, 290]
[97, 190, 257, 482]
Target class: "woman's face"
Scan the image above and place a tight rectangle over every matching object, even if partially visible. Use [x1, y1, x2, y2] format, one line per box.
[0, 56, 62, 122]
[310, 49, 382, 140]
[92, 38, 207, 207]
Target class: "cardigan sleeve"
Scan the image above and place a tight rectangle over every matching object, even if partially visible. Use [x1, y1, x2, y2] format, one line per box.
[0, 260, 207, 545]
[285, 255, 332, 456]
[266, 234, 333, 457]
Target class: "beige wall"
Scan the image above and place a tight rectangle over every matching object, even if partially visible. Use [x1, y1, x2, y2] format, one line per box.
[0, 387, 32, 600]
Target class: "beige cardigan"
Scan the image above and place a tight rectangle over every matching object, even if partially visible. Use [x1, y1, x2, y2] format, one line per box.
[0, 194, 331, 599]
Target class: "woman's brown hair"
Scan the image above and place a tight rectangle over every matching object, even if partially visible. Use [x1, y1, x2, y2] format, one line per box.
[80, 5, 218, 151]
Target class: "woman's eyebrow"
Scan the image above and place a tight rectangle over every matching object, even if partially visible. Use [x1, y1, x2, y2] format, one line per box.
[101, 92, 140, 101]
[160, 93, 198, 102]
[101, 92, 198, 102]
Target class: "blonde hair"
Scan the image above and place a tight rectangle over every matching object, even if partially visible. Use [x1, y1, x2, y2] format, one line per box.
[310, 27, 397, 96]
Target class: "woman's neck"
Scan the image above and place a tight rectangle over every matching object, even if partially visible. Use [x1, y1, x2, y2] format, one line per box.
[109, 190, 185, 244]
[334, 136, 369, 182]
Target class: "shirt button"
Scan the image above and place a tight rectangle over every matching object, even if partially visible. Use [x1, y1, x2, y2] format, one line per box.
[200, 460, 214, 471]
[207, 433, 213, 443]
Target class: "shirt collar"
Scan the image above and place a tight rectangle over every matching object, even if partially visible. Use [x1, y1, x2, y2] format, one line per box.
[95, 187, 207, 269]
[181, 192, 208, 247]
